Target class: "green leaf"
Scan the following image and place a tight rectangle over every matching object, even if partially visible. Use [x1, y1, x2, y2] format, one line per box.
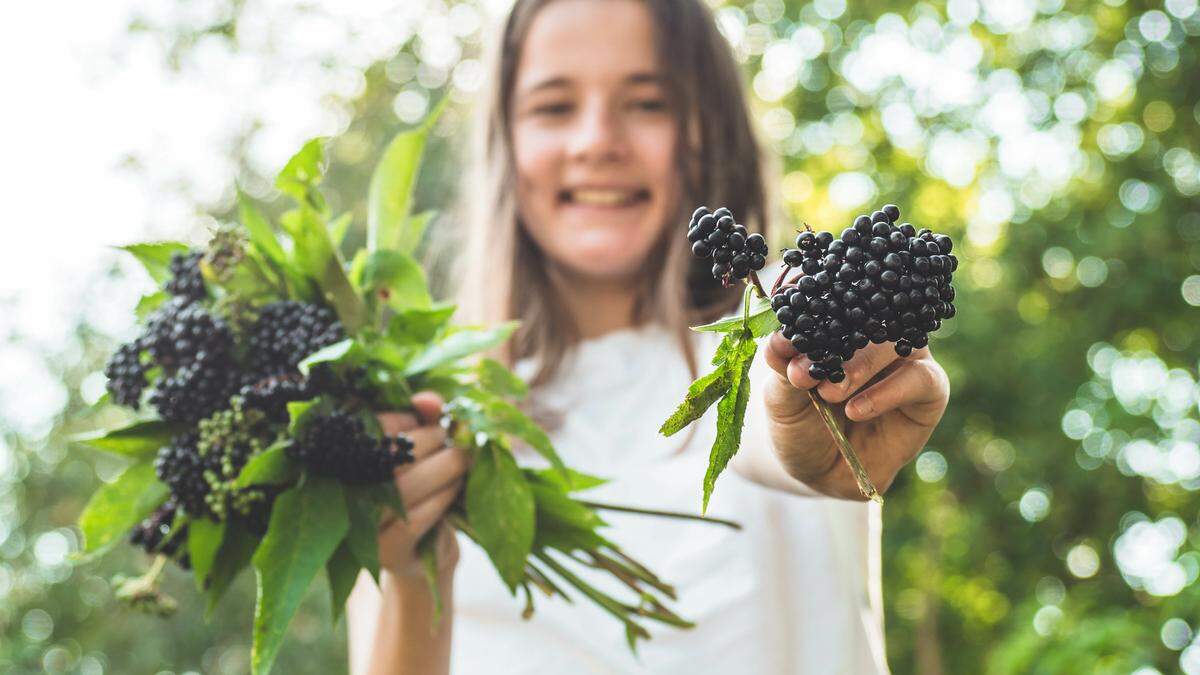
[135, 291, 168, 320]
[692, 294, 775, 335]
[362, 482, 406, 521]
[251, 477, 350, 675]
[357, 249, 431, 310]
[189, 518, 225, 592]
[275, 138, 327, 212]
[118, 241, 190, 284]
[466, 444, 535, 592]
[701, 333, 757, 514]
[205, 519, 260, 619]
[235, 442, 299, 489]
[71, 420, 179, 459]
[345, 491, 381, 584]
[462, 390, 567, 476]
[404, 322, 519, 376]
[367, 100, 444, 253]
[397, 210, 436, 255]
[297, 338, 365, 377]
[531, 467, 609, 493]
[387, 304, 457, 345]
[279, 207, 368, 332]
[286, 398, 332, 437]
[77, 461, 168, 555]
[476, 358, 528, 399]
[326, 541, 359, 625]
[659, 366, 731, 437]
[238, 189, 287, 263]
[329, 212, 354, 248]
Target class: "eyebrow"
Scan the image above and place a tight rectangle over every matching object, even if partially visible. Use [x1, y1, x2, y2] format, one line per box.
[522, 72, 666, 94]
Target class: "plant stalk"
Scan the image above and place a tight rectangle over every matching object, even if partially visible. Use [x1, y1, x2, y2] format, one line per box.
[806, 390, 882, 503]
[579, 501, 742, 530]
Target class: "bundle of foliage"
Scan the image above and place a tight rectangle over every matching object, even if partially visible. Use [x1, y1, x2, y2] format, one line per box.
[72, 107, 698, 674]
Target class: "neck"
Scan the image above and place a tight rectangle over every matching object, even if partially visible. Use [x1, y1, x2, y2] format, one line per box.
[546, 265, 640, 341]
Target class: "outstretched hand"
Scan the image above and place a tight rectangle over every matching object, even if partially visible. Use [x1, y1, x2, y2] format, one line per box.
[761, 331, 950, 500]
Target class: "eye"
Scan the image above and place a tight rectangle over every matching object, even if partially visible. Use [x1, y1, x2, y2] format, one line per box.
[532, 102, 573, 116]
[632, 98, 667, 112]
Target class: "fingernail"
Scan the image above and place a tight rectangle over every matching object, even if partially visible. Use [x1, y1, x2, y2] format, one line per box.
[851, 398, 873, 418]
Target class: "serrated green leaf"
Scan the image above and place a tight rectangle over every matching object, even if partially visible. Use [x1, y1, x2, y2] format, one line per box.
[367, 101, 444, 254]
[692, 294, 775, 335]
[235, 442, 299, 489]
[77, 461, 168, 555]
[189, 518, 225, 592]
[404, 322, 519, 377]
[477, 358, 528, 399]
[251, 477, 349, 675]
[238, 189, 287, 262]
[357, 249, 431, 310]
[279, 207, 368, 332]
[531, 467, 609, 493]
[326, 541, 359, 625]
[701, 333, 757, 514]
[466, 444, 535, 592]
[297, 338, 364, 377]
[659, 367, 731, 437]
[387, 304, 457, 345]
[345, 491, 381, 584]
[465, 390, 567, 476]
[71, 420, 179, 459]
[275, 138, 327, 213]
[206, 519, 259, 619]
[118, 241, 191, 285]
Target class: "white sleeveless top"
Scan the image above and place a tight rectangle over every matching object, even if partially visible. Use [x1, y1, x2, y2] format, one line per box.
[441, 323, 889, 674]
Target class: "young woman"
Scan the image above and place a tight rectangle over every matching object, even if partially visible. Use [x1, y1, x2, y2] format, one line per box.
[347, 0, 950, 672]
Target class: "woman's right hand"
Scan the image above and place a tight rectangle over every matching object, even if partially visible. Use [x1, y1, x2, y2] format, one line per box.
[374, 391, 470, 579]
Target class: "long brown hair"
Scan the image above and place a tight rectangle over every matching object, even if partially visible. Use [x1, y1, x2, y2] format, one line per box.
[450, 0, 773, 387]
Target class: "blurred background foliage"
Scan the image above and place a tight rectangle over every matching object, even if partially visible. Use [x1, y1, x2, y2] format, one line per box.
[2, 0, 1199, 672]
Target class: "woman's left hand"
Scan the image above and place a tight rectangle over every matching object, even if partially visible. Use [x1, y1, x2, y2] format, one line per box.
[761, 330, 950, 500]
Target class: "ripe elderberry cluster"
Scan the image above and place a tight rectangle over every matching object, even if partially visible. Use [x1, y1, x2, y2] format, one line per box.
[287, 410, 415, 484]
[129, 499, 191, 569]
[164, 250, 207, 303]
[771, 204, 958, 382]
[244, 301, 346, 378]
[687, 206, 768, 282]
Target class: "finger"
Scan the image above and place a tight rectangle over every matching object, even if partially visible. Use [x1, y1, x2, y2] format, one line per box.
[396, 446, 470, 508]
[392, 479, 463, 542]
[817, 341, 899, 404]
[377, 411, 419, 435]
[410, 391, 446, 426]
[404, 426, 448, 462]
[844, 358, 949, 424]
[765, 331, 797, 376]
[785, 355, 820, 390]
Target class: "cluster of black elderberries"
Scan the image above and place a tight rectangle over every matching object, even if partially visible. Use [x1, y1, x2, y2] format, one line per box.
[770, 204, 958, 382]
[687, 207, 769, 282]
[287, 410, 415, 484]
[244, 301, 346, 377]
[129, 499, 190, 569]
[163, 250, 207, 303]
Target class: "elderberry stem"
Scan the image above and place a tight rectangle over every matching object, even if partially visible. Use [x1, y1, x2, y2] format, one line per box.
[747, 271, 768, 300]
[578, 501, 742, 530]
[805, 390, 883, 503]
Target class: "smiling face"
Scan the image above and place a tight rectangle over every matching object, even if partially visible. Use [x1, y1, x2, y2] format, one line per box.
[509, 0, 679, 284]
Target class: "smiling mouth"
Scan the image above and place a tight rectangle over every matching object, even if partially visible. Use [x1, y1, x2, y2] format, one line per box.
[559, 188, 651, 207]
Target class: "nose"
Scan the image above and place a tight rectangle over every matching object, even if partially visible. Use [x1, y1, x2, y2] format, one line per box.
[567, 97, 627, 165]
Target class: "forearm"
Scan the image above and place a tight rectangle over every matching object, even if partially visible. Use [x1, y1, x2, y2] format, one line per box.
[347, 569, 455, 675]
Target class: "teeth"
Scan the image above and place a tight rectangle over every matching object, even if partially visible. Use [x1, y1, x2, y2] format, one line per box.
[570, 189, 640, 206]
